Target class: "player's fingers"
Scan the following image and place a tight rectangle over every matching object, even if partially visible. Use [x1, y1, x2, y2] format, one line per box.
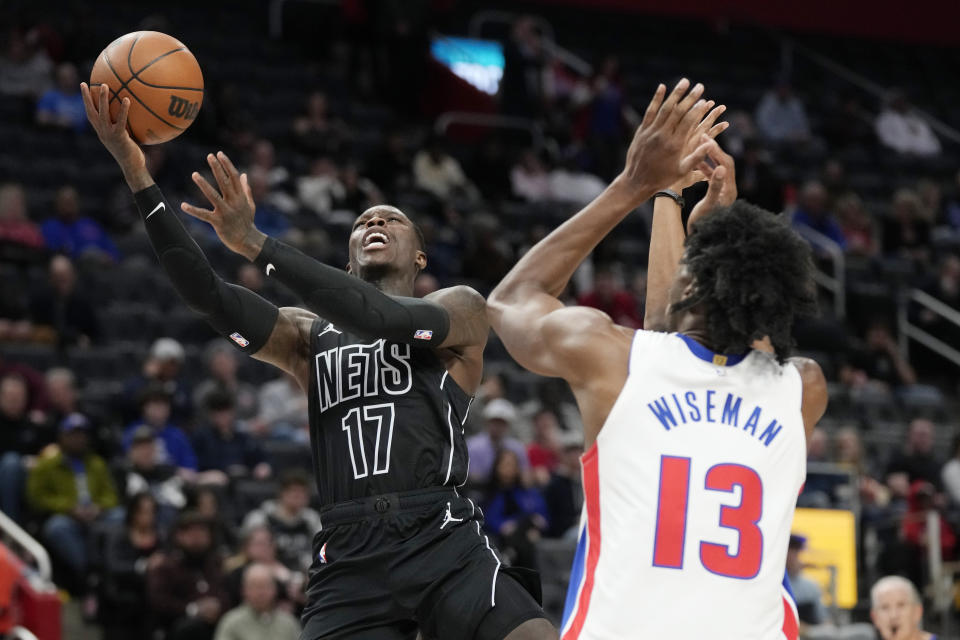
[240, 173, 255, 209]
[652, 77, 690, 127]
[667, 82, 705, 129]
[180, 201, 217, 223]
[217, 151, 242, 182]
[707, 120, 730, 140]
[680, 137, 718, 176]
[192, 171, 225, 208]
[695, 104, 725, 137]
[206, 153, 233, 197]
[641, 83, 666, 128]
[677, 98, 711, 138]
[97, 81, 111, 127]
[79, 83, 98, 122]
[115, 97, 131, 134]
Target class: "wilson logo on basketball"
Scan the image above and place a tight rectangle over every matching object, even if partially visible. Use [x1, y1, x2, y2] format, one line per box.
[167, 95, 200, 120]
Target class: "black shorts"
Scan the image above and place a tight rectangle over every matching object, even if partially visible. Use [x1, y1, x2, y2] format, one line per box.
[300, 487, 547, 640]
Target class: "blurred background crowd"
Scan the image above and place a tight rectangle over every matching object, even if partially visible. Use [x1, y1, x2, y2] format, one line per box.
[2, 0, 960, 638]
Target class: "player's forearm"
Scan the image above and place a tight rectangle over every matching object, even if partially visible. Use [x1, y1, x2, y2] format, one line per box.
[644, 197, 686, 331]
[490, 177, 643, 304]
[250, 237, 450, 345]
[122, 163, 155, 192]
[132, 184, 279, 353]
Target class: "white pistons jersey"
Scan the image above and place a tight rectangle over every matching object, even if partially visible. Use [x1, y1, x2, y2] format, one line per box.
[561, 331, 806, 640]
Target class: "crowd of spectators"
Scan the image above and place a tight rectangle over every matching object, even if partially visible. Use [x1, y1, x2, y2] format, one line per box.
[1, 2, 960, 636]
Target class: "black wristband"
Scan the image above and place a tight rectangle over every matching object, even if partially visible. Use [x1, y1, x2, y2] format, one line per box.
[253, 236, 281, 273]
[654, 189, 685, 208]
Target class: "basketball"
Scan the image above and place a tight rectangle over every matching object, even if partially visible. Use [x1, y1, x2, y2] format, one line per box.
[90, 31, 203, 145]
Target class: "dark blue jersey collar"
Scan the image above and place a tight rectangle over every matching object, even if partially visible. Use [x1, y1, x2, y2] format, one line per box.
[676, 333, 748, 367]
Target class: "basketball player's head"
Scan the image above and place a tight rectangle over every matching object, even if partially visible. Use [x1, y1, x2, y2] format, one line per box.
[665, 201, 817, 361]
[348, 205, 426, 289]
[871, 576, 924, 640]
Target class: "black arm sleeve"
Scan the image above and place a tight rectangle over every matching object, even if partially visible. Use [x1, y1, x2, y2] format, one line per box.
[253, 236, 449, 345]
[132, 185, 278, 353]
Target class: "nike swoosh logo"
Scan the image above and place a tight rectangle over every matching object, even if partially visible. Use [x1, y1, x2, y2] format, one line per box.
[265, 263, 275, 276]
[146, 202, 165, 220]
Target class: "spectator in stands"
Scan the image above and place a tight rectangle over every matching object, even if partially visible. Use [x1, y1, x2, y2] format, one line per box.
[99, 492, 161, 640]
[460, 214, 513, 289]
[246, 139, 290, 190]
[870, 576, 936, 640]
[368, 129, 413, 196]
[500, 16, 546, 118]
[785, 534, 827, 629]
[413, 135, 479, 202]
[791, 180, 847, 251]
[835, 426, 890, 510]
[124, 337, 193, 424]
[843, 322, 917, 391]
[886, 418, 941, 488]
[901, 480, 955, 588]
[466, 399, 530, 487]
[734, 139, 783, 215]
[510, 149, 550, 202]
[252, 373, 308, 441]
[576, 266, 642, 328]
[547, 156, 606, 206]
[0, 28, 52, 100]
[224, 525, 304, 611]
[527, 407, 561, 485]
[113, 425, 185, 528]
[27, 413, 118, 588]
[43, 367, 78, 426]
[247, 168, 293, 237]
[755, 80, 811, 144]
[482, 449, 549, 569]
[192, 390, 271, 479]
[194, 342, 258, 420]
[469, 137, 512, 202]
[543, 433, 583, 539]
[0, 183, 46, 265]
[35, 62, 86, 132]
[29, 254, 100, 348]
[123, 384, 198, 473]
[291, 91, 345, 156]
[147, 512, 228, 640]
[339, 162, 382, 213]
[800, 427, 836, 507]
[917, 255, 960, 347]
[185, 485, 236, 553]
[0, 355, 47, 414]
[296, 156, 345, 218]
[40, 185, 119, 261]
[942, 434, 960, 508]
[836, 193, 878, 258]
[875, 91, 941, 157]
[0, 372, 54, 521]
[214, 563, 300, 640]
[882, 188, 932, 264]
[242, 471, 322, 573]
[585, 54, 625, 180]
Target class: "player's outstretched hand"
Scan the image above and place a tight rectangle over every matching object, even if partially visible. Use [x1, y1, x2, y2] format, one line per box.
[686, 136, 738, 233]
[616, 78, 718, 204]
[670, 104, 728, 192]
[181, 151, 265, 259]
[80, 82, 147, 182]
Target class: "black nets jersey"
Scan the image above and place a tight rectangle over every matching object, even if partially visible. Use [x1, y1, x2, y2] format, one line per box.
[306, 319, 473, 506]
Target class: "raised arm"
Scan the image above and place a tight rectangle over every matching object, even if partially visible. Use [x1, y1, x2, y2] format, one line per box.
[487, 79, 715, 385]
[80, 83, 313, 387]
[644, 131, 736, 331]
[178, 150, 483, 353]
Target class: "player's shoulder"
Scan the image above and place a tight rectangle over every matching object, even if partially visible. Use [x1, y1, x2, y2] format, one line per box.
[787, 355, 826, 388]
[424, 284, 485, 308]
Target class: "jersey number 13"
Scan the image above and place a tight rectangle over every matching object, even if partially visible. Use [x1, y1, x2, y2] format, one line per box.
[652, 455, 763, 579]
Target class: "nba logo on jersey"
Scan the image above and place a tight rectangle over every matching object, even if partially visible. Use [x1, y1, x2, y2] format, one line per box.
[319, 542, 328, 564]
[229, 332, 250, 348]
[414, 329, 433, 341]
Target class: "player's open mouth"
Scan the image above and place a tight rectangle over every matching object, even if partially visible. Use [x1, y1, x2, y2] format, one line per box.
[363, 231, 390, 250]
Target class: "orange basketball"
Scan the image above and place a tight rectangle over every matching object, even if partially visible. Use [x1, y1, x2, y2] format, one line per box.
[90, 31, 203, 145]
